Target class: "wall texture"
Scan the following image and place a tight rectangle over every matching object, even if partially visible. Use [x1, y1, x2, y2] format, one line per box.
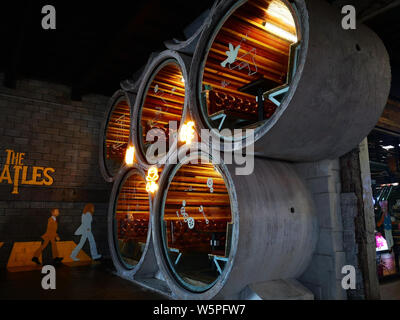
[295, 159, 348, 300]
[0, 73, 112, 267]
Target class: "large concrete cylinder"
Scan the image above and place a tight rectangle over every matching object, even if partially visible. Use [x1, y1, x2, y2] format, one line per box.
[107, 166, 158, 279]
[99, 90, 135, 182]
[133, 50, 192, 168]
[188, 0, 391, 161]
[152, 149, 317, 299]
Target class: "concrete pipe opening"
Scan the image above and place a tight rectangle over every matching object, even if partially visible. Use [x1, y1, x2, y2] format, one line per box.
[100, 90, 133, 182]
[160, 159, 233, 292]
[134, 51, 191, 166]
[153, 150, 317, 299]
[190, 0, 391, 160]
[198, 0, 299, 136]
[108, 167, 153, 273]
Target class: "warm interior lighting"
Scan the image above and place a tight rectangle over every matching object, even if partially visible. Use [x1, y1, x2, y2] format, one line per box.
[163, 161, 232, 289]
[146, 181, 159, 193]
[140, 62, 185, 159]
[381, 145, 395, 151]
[201, 0, 299, 132]
[179, 121, 195, 144]
[266, 0, 296, 28]
[114, 172, 149, 267]
[263, 21, 297, 43]
[124, 146, 135, 165]
[105, 98, 130, 175]
[146, 166, 159, 193]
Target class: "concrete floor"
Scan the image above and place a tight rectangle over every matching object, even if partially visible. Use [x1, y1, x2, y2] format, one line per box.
[0, 262, 166, 300]
[380, 278, 400, 300]
[2, 259, 399, 300]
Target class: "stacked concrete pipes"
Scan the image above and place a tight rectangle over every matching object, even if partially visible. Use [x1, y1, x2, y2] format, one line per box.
[99, 0, 391, 299]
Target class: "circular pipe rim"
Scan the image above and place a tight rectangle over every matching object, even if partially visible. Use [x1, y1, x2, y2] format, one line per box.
[107, 166, 154, 276]
[152, 146, 239, 299]
[99, 89, 135, 182]
[188, 0, 308, 151]
[133, 50, 191, 169]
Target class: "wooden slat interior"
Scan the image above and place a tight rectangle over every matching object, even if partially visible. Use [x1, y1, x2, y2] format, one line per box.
[140, 62, 185, 154]
[377, 99, 400, 134]
[202, 0, 298, 127]
[105, 99, 131, 173]
[164, 162, 232, 256]
[115, 173, 150, 244]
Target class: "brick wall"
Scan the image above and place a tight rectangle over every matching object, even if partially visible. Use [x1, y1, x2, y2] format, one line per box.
[0, 73, 112, 267]
[294, 159, 348, 300]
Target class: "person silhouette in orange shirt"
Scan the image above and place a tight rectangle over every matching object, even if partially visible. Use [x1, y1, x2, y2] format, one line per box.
[32, 208, 63, 265]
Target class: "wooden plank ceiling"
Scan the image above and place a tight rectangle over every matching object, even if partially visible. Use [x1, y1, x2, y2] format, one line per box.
[377, 99, 400, 134]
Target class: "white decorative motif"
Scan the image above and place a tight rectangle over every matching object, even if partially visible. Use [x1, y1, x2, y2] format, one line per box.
[220, 36, 258, 76]
[199, 205, 209, 224]
[112, 114, 126, 150]
[184, 185, 195, 192]
[221, 43, 240, 68]
[153, 84, 168, 104]
[176, 200, 195, 229]
[153, 83, 178, 105]
[187, 217, 195, 229]
[176, 211, 182, 226]
[207, 178, 214, 193]
[221, 80, 231, 88]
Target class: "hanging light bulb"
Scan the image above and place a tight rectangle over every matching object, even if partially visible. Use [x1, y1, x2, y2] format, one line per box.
[125, 146, 135, 165]
[179, 121, 195, 145]
[146, 181, 159, 193]
[146, 166, 159, 193]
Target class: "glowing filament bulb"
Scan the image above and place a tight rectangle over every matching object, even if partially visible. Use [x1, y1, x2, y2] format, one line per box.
[146, 181, 159, 193]
[146, 166, 159, 193]
[179, 121, 195, 144]
[125, 146, 135, 165]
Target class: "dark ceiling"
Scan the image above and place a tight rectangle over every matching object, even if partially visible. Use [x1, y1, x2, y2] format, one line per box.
[0, 0, 214, 98]
[1, 0, 399, 99]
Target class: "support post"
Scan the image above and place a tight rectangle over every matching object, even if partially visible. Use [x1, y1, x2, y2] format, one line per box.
[339, 138, 380, 300]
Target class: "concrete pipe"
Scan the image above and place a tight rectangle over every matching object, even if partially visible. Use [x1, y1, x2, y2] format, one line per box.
[152, 149, 317, 299]
[133, 50, 192, 168]
[99, 90, 135, 182]
[189, 0, 391, 161]
[107, 165, 158, 279]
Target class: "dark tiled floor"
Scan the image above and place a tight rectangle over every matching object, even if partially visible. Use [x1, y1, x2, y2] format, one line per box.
[0, 262, 166, 300]
[380, 278, 400, 300]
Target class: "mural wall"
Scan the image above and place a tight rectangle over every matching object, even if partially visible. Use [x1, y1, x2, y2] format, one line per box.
[0, 73, 111, 269]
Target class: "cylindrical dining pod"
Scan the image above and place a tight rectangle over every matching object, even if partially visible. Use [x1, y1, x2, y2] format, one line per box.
[133, 50, 192, 168]
[100, 90, 135, 182]
[152, 149, 317, 299]
[107, 165, 158, 279]
[189, 0, 391, 161]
